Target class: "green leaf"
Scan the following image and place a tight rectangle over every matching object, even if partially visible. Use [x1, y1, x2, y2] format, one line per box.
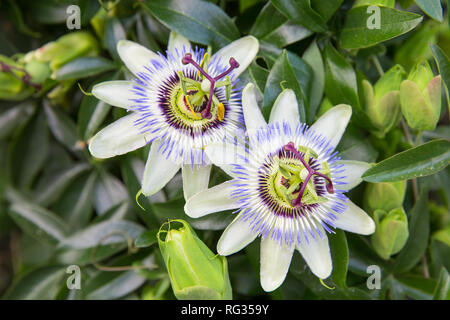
[34, 163, 91, 207]
[3, 266, 67, 299]
[152, 198, 234, 230]
[77, 72, 120, 141]
[135, 229, 158, 248]
[433, 268, 450, 300]
[142, 0, 240, 51]
[262, 50, 307, 122]
[0, 101, 35, 140]
[340, 5, 423, 49]
[55, 220, 145, 264]
[392, 275, 437, 300]
[8, 202, 69, 245]
[393, 189, 430, 273]
[311, 0, 343, 22]
[270, 0, 327, 33]
[44, 100, 78, 151]
[94, 170, 128, 215]
[362, 139, 450, 183]
[105, 17, 126, 61]
[250, 2, 312, 47]
[329, 230, 349, 288]
[302, 40, 325, 122]
[431, 44, 450, 108]
[54, 57, 117, 81]
[246, 61, 270, 96]
[337, 125, 379, 162]
[120, 155, 160, 228]
[415, 0, 443, 22]
[8, 109, 49, 189]
[52, 171, 97, 230]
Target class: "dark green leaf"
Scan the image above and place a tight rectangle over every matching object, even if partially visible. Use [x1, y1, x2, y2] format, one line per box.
[8, 202, 69, 245]
[0, 101, 35, 139]
[246, 61, 269, 96]
[8, 110, 49, 189]
[105, 18, 127, 61]
[340, 5, 423, 49]
[324, 44, 359, 109]
[393, 189, 429, 273]
[135, 229, 158, 248]
[94, 170, 128, 215]
[54, 57, 117, 81]
[302, 40, 325, 122]
[44, 101, 78, 151]
[142, 0, 240, 51]
[262, 50, 307, 122]
[55, 220, 145, 264]
[311, 0, 343, 22]
[329, 230, 349, 288]
[52, 171, 97, 230]
[433, 268, 450, 300]
[3, 266, 67, 299]
[35, 163, 91, 207]
[270, 0, 327, 33]
[415, 0, 443, 22]
[250, 2, 312, 47]
[362, 139, 450, 183]
[431, 44, 450, 107]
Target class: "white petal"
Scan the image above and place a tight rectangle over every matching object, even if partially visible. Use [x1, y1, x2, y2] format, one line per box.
[184, 181, 238, 218]
[211, 36, 259, 77]
[268, 89, 299, 125]
[117, 40, 160, 76]
[92, 81, 135, 109]
[168, 31, 191, 54]
[204, 141, 249, 177]
[142, 140, 181, 196]
[242, 83, 266, 134]
[334, 200, 375, 235]
[182, 164, 211, 200]
[297, 227, 332, 279]
[217, 216, 258, 256]
[89, 113, 154, 159]
[335, 160, 372, 190]
[310, 104, 352, 149]
[260, 237, 294, 292]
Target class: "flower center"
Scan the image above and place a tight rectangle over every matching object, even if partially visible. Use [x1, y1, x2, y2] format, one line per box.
[180, 53, 239, 120]
[268, 142, 334, 209]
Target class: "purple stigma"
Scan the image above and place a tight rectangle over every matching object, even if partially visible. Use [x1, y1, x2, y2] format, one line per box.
[283, 142, 334, 207]
[181, 53, 239, 119]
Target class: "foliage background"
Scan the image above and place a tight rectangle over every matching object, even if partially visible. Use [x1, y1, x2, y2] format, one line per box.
[0, 0, 449, 300]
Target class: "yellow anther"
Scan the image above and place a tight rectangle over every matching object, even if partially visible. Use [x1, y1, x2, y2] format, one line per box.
[184, 96, 199, 119]
[217, 102, 225, 121]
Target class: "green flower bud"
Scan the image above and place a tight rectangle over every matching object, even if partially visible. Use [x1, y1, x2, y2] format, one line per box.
[432, 226, 450, 247]
[371, 207, 409, 260]
[400, 61, 442, 131]
[34, 31, 99, 71]
[0, 55, 33, 100]
[364, 180, 406, 213]
[363, 65, 406, 137]
[158, 220, 232, 300]
[24, 60, 51, 85]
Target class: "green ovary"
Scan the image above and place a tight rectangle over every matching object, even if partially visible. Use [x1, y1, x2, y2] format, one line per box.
[267, 152, 330, 208]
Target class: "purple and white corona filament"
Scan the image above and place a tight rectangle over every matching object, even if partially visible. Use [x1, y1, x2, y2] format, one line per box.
[185, 84, 376, 292]
[88, 33, 259, 200]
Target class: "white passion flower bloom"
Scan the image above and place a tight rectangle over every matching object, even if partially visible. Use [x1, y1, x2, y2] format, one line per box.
[185, 84, 376, 292]
[88, 32, 259, 199]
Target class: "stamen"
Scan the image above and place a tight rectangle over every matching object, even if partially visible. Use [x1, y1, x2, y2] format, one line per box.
[182, 54, 239, 119]
[283, 142, 334, 207]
